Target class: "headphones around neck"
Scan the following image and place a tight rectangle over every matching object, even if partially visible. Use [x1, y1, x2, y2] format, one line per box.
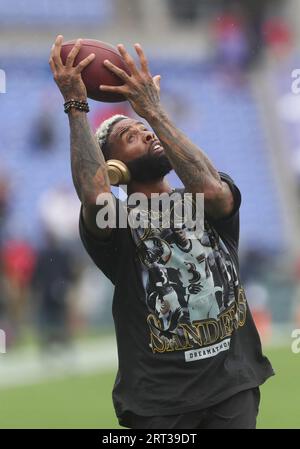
[106, 159, 131, 186]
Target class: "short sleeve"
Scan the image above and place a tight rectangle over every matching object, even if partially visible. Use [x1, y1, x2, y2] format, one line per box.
[219, 172, 241, 217]
[208, 172, 242, 250]
[79, 197, 129, 284]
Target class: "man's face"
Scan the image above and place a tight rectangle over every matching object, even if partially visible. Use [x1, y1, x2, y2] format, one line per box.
[108, 118, 172, 182]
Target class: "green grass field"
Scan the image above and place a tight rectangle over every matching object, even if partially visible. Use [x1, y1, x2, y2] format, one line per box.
[0, 346, 298, 429]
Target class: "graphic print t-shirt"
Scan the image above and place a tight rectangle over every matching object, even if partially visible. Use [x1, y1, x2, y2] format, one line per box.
[79, 173, 274, 422]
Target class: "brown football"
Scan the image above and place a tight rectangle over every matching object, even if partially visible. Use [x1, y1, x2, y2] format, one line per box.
[60, 39, 131, 103]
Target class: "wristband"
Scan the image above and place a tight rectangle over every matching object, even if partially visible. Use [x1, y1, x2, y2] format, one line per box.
[64, 99, 89, 114]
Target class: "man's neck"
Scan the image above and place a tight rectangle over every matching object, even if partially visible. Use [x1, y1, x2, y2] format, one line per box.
[127, 178, 172, 198]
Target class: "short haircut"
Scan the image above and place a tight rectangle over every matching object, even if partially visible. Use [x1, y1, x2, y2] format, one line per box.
[95, 114, 129, 160]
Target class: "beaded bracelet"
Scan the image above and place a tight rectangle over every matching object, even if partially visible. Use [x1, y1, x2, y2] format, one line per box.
[64, 99, 90, 114]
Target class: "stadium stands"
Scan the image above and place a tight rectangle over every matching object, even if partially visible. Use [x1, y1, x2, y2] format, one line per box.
[0, 0, 113, 25]
[0, 57, 283, 249]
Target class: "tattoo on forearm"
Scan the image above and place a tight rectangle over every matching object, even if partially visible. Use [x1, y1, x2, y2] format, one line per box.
[69, 112, 110, 204]
[149, 110, 221, 192]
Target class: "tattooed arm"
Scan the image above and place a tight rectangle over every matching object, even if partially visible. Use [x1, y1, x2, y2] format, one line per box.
[147, 109, 234, 219]
[49, 35, 113, 238]
[101, 43, 234, 219]
[68, 109, 114, 238]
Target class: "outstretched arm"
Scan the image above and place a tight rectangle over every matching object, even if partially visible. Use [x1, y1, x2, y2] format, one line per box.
[49, 35, 113, 238]
[145, 108, 234, 219]
[100, 44, 234, 220]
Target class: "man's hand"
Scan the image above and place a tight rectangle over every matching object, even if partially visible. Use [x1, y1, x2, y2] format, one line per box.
[49, 35, 95, 101]
[100, 43, 161, 119]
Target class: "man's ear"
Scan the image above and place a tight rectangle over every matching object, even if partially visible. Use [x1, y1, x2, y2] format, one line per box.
[153, 75, 161, 93]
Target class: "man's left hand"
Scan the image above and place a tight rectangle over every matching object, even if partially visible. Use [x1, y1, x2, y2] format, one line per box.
[100, 44, 161, 119]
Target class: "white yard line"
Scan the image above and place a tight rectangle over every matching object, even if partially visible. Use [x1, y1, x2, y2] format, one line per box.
[0, 331, 290, 390]
[0, 337, 118, 389]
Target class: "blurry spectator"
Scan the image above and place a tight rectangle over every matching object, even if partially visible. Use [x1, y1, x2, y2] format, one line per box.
[29, 108, 56, 152]
[0, 171, 11, 343]
[211, 0, 289, 71]
[167, 0, 200, 23]
[1, 239, 36, 346]
[32, 232, 75, 351]
[262, 17, 292, 58]
[76, 264, 113, 328]
[35, 184, 83, 351]
[245, 282, 272, 344]
[236, 0, 266, 64]
[38, 184, 80, 243]
[240, 248, 273, 283]
[212, 11, 250, 71]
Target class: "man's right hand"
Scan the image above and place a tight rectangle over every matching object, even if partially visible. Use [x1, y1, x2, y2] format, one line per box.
[49, 35, 95, 101]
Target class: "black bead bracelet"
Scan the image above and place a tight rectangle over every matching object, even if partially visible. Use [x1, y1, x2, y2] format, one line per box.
[64, 99, 90, 114]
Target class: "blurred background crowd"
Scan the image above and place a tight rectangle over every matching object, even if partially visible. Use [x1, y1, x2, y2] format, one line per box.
[0, 0, 300, 428]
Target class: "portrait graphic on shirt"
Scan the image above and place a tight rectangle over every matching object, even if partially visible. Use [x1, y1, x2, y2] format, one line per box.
[129, 197, 246, 359]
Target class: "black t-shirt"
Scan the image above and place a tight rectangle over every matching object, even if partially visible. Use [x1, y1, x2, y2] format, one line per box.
[79, 173, 274, 424]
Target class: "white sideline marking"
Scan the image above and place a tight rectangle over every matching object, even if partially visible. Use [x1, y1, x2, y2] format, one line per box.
[0, 337, 118, 389]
